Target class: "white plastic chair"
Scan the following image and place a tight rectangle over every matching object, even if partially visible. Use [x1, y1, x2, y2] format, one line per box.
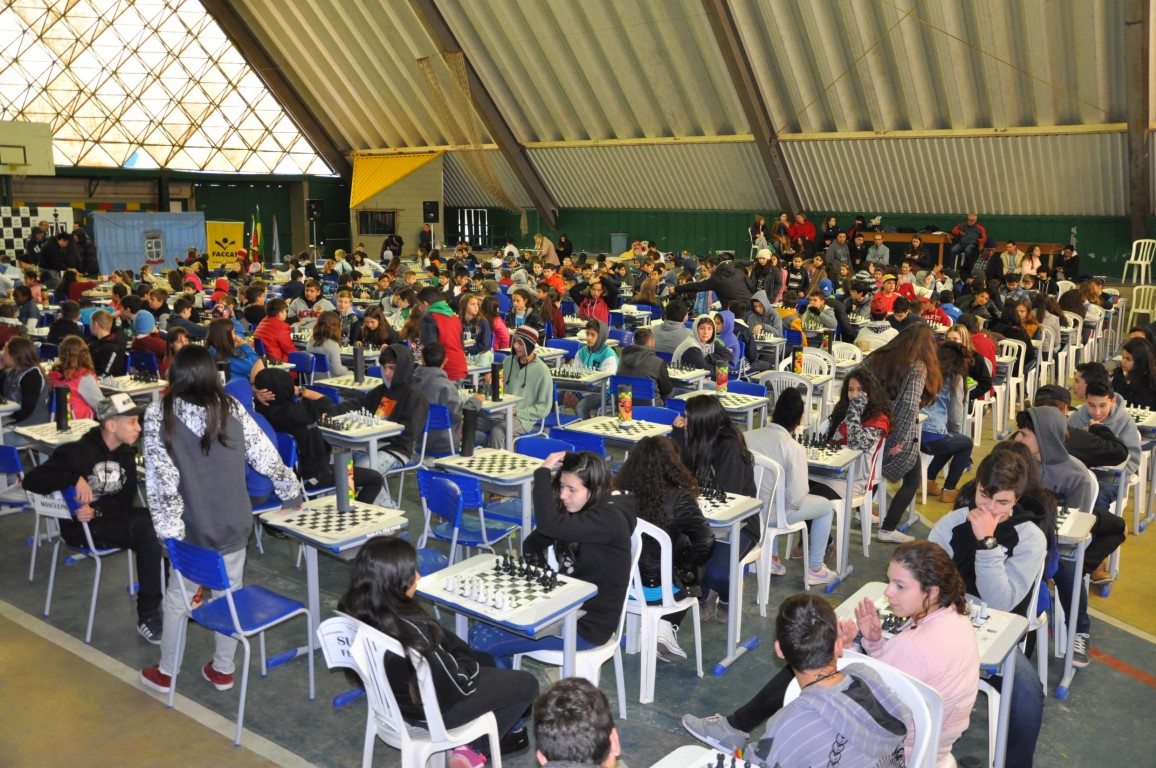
[996, 339, 1028, 416]
[831, 340, 862, 367]
[757, 371, 819, 431]
[1125, 285, 1156, 331]
[317, 615, 378, 768]
[1121, 239, 1156, 285]
[752, 453, 809, 617]
[784, 650, 942, 768]
[623, 519, 703, 704]
[852, 439, 887, 558]
[513, 526, 643, 719]
[1036, 325, 1057, 388]
[970, 357, 1004, 443]
[1056, 279, 1076, 295]
[27, 489, 136, 645]
[352, 620, 502, 768]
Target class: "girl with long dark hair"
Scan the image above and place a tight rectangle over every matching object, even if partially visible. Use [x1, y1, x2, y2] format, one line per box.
[868, 324, 943, 542]
[305, 310, 349, 379]
[673, 395, 757, 623]
[614, 436, 715, 662]
[139, 345, 302, 696]
[821, 366, 892, 501]
[205, 318, 264, 383]
[919, 342, 974, 505]
[458, 292, 493, 366]
[1111, 338, 1156, 409]
[469, 451, 636, 670]
[354, 305, 396, 348]
[0, 336, 51, 438]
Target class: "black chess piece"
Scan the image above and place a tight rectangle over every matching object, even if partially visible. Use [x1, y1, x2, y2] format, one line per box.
[716, 753, 725, 768]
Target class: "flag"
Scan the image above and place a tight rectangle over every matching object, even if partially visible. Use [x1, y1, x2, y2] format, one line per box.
[251, 205, 263, 263]
[271, 214, 280, 261]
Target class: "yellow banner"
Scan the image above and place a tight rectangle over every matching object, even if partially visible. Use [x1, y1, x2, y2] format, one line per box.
[206, 221, 245, 270]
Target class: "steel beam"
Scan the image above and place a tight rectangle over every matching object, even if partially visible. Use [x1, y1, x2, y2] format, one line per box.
[201, 0, 351, 180]
[701, 0, 802, 215]
[1124, 0, 1150, 241]
[409, 0, 558, 229]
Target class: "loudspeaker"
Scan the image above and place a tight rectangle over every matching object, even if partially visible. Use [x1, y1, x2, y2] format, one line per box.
[423, 200, 440, 223]
[306, 199, 324, 221]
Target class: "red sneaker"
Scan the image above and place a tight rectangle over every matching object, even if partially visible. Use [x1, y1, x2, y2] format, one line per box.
[140, 665, 172, 694]
[202, 662, 234, 691]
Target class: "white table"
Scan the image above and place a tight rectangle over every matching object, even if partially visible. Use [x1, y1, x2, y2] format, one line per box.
[563, 416, 671, 448]
[98, 375, 167, 402]
[474, 394, 522, 449]
[805, 445, 862, 593]
[675, 390, 768, 431]
[552, 368, 612, 416]
[649, 745, 722, 768]
[666, 365, 709, 390]
[698, 492, 764, 676]
[0, 401, 20, 434]
[1054, 509, 1095, 699]
[836, 583, 1028, 768]
[321, 374, 383, 394]
[753, 334, 787, 367]
[13, 419, 99, 449]
[435, 448, 540, 539]
[417, 553, 597, 678]
[318, 417, 404, 471]
[260, 497, 408, 664]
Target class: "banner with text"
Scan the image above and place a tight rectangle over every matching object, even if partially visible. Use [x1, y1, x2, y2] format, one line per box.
[205, 221, 245, 270]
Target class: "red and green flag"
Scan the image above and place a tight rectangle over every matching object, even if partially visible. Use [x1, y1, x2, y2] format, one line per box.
[250, 206, 263, 263]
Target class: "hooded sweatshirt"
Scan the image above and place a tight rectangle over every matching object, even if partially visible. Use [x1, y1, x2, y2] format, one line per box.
[420, 300, 467, 380]
[1067, 393, 1141, 477]
[335, 343, 430, 461]
[650, 316, 692, 354]
[615, 343, 674, 400]
[743, 663, 910, 768]
[746, 290, 782, 336]
[412, 364, 462, 455]
[575, 318, 617, 373]
[714, 310, 741, 366]
[672, 315, 731, 371]
[1025, 406, 1096, 512]
[673, 258, 753, 306]
[252, 368, 336, 482]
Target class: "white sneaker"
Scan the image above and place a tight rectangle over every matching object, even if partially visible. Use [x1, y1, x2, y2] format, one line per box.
[656, 619, 687, 662]
[804, 564, 836, 587]
[877, 529, 914, 544]
[769, 557, 786, 576]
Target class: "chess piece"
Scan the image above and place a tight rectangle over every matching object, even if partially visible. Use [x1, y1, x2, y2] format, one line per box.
[978, 601, 988, 620]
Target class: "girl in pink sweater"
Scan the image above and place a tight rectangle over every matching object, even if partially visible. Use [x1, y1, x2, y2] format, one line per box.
[848, 541, 980, 768]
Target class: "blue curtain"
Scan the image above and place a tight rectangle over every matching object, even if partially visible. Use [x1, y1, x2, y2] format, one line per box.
[91, 212, 206, 275]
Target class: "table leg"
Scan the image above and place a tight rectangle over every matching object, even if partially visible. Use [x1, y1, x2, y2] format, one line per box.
[562, 611, 577, 678]
[1057, 539, 1088, 698]
[712, 521, 760, 676]
[268, 545, 320, 669]
[504, 409, 514, 450]
[520, 479, 533, 547]
[826, 463, 857, 594]
[993, 649, 1016, 768]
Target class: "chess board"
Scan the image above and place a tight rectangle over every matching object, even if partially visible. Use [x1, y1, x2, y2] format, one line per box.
[421, 555, 592, 626]
[552, 367, 609, 383]
[1126, 407, 1156, 429]
[317, 412, 401, 439]
[323, 374, 383, 391]
[338, 345, 381, 358]
[0, 207, 74, 262]
[436, 448, 540, 481]
[260, 500, 406, 552]
[803, 443, 859, 467]
[566, 416, 670, 441]
[13, 419, 99, 445]
[696, 489, 763, 526]
[99, 374, 165, 392]
[679, 391, 766, 410]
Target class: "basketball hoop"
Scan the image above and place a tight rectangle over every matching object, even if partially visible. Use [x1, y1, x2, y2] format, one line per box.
[9, 164, 29, 182]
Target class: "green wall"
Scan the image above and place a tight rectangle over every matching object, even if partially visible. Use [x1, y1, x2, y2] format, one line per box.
[485, 207, 1154, 278]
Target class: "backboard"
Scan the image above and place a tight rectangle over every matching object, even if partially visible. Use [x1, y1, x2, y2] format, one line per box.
[0, 121, 55, 178]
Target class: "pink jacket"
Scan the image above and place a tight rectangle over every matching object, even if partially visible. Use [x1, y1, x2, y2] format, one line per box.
[861, 606, 980, 767]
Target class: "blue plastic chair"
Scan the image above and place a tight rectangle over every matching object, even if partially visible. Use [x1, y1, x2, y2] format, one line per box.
[367, 364, 383, 379]
[727, 379, 766, 397]
[424, 404, 456, 460]
[515, 435, 575, 460]
[312, 352, 331, 380]
[128, 350, 158, 374]
[544, 381, 579, 429]
[224, 377, 255, 412]
[497, 292, 512, 314]
[165, 537, 315, 746]
[309, 384, 341, 404]
[549, 427, 607, 457]
[610, 375, 657, 404]
[0, 446, 30, 512]
[251, 337, 266, 356]
[27, 486, 136, 645]
[655, 350, 674, 363]
[665, 398, 686, 416]
[546, 338, 582, 359]
[608, 328, 633, 346]
[560, 300, 577, 315]
[288, 351, 316, 385]
[38, 342, 59, 361]
[630, 406, 680, 425]
[608, 310, 625, 328]
[416, 469, 519, 565]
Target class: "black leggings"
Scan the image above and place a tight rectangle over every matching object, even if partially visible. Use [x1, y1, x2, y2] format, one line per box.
[730, 665, 793, 733]
[439, 667, 539, 741]
[882, 460, 922, 531]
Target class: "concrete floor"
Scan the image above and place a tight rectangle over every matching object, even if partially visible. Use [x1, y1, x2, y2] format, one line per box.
[2, 420, 1156, 767]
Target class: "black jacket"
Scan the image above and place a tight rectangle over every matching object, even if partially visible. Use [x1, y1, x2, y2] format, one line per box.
[674, 260, 753, 306]
[88, 331, 128, 376]
[335, 343, 429, 461]
[672, 429, 759, 538]
[637, 489, 715, 591]
[616, 344, 674, 399]
[254, 367, 336, 481]
[1110, 370, 1156, 410]
[1065, 423, 1129, 470]
[524, 467, 637, 645]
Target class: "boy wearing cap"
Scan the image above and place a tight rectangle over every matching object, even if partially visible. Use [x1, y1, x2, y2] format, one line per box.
[130, 310, 168, 363]
[476, 325, 553, 450]
[22, 393, 166, 643]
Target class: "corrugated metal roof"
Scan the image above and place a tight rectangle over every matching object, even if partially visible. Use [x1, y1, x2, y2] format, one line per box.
[443, 150, 532, 209]
[783, 132, 1128, 216]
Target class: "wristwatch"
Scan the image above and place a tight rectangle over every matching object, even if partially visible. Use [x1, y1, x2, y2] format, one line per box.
[979, 536, 999, 550]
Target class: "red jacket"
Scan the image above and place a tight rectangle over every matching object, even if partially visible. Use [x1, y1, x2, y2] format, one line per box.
[420, 302, 467, 380]
[254, 314, 296, 362]
[578, 296, 609, 325]
[131, 334, 169, 376]
[788, 220, 817, 242]
[68, 281, 98, 302]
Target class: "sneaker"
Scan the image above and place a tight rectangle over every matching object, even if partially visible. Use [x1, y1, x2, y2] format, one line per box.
[139, 665, 172, 694]
[877, 529, 914, 544]
[926, 480, 942, 496]
[698, 592, 718, 622]
[1072, 633, 1092, 668]
[854, 510, 880, 525]
[682, 713, 748, 753]
[1090, 560, 1114, 584]
[939, 489, 959, 505]
[448, 746, 487, 768]
[789, 544, 803, 560]
[656, 620, 688, 662]
[202, 662, 234, 691]
[769, 557, 786, 576]
[137, 614, 163, 645]
[804, 564, 836, 587]
[716, 600, 730, 626]
[498, 728, 530, 757]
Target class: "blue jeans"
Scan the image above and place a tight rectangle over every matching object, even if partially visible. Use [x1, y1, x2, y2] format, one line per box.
[921, 431, 973, 490]
[575, 392, 605, 420]
[1052, 560, 1090, 634]
[987, 649, 1044, 768]
[702, 529, 758, 604]
[769, 496, 834, 571]
[467, 622, 598, 669]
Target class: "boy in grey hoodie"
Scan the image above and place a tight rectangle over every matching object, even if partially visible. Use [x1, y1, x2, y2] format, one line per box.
[412, 342, 461, 456]
[745, 290, 783, 337]
[650, 299, 692, 354]
[1066, 379, 1141, 507]
[1014, 406, 1096, 512]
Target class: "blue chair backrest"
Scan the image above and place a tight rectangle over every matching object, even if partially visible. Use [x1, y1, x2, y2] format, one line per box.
[38, 343, 59, 361]
[655, 350, 674, 363]
[497, 292, 512, 314]
[416, 469, 464, 526]
[630, 406, 679, 425]
[427, 403, 453, 431]
[288, 351, 315, 378]
[250, 411, 278, 446]
[549, 427, 607, 456]
[608, 310, 625, 328]
[313, 353, 331, 374]
[0, 445, 23, 475]
[560, 300, 577, 315]
[610, 375, 656, 400]
[516, 436, 575, 459]
[784, 329, 804, 347]
[310, 384, 341, 404]
[608, 328, 633, 345]
[367, 364, 382, 379]
[494, 350, 508, 363]
[542, 321, 554, 340]
[252, 337, 266, 356]
[665, 398, 686, 415]
[546, 338, 582, 359]
[727, 379, 766, 397]
[274, 432, 299, 469]
[167, 538, 233, 592]
[128, 350, 158, 373]
[224, 377, 254, 412]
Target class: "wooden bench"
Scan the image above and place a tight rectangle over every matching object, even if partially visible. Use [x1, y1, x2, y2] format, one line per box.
[993, 241, 1066, 270]
[862, 231, 953, 268]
